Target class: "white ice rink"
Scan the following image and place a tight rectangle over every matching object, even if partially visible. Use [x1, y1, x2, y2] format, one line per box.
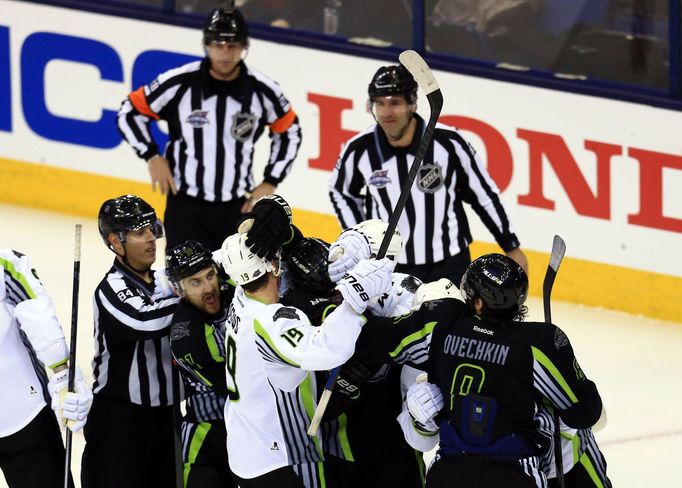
[1, 202, 681, 487]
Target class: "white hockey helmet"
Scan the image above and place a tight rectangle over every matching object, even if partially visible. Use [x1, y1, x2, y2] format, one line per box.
[412, 278, 459, 310]
[351, 219, 403, 261]
[221, 233, 277, 286]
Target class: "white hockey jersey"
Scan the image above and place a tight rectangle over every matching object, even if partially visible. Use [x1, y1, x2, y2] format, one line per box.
[0, 250, 69, 437]
[224, 286, 364, 479]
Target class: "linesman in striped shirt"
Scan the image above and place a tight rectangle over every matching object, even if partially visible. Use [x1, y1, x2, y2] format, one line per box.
[81, 195, 182, 488]
[117, 6, 302, 251]
[329, 64, 528, 284]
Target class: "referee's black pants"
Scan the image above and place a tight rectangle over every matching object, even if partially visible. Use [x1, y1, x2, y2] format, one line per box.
[0, 406, 74, 488]
[81, 395, 176, 488]
[395, 247, 471, 285]
[164, 193, 248, 253]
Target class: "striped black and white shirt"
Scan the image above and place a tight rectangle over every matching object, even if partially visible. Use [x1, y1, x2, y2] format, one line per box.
[118, 58, 301, 202]
[329, 114, 519, 265]
[92, 260, 181, 407]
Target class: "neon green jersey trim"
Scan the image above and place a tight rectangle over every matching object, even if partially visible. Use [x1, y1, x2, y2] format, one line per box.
[579, 451, 605, 488]
[204, 323, 225, 363]
[0, 258, 37, 299]
[531, 346, 578, 402]
[254, 319, 300, 367]
[389, 322, 437, 358]
[183, 422, 211, 487]
[336, 413, 354, 462]
[300, 373, 324, 456]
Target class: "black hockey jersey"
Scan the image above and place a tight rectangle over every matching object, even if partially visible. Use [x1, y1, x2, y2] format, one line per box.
[357, 298, 603, 459]
[169, 286, 235, 423]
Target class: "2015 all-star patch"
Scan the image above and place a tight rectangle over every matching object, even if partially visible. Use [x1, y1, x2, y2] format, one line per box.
[368, 169, 391, 188]
[231, 112, 258, 142]
[417, 163, 444, 193]
[186, 110, 210, 128]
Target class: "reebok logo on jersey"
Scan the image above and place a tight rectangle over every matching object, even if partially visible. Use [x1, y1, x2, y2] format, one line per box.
[473, 325, 494, 336]
[186, 110, 210, 128]
[29, 385, 37, 395]
[270, 441, 279, 451]
[368, 169, 391, 188]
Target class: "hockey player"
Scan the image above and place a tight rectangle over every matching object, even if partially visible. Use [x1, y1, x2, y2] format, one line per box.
[220, 231, 395, 488]
[316, 220, 427, 488]
[536, 407, 611, 488]
[0, 249, 91, 488]
[82, 195, 181, 488]
[373, 254, 604, 487]
[166, 240, 237, 488]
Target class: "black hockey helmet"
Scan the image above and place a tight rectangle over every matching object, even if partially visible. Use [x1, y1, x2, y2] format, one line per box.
[460, 254, 528, 310]
[203, 5, 249, 45]
[98, 195, 163, 251]
[368, 65, 418, 103]
[286, 237, 335, 296]
[166, 240, 215, 285]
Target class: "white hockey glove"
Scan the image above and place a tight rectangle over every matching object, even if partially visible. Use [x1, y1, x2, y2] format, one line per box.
[328, 229, 372, 283]
[47, 367, 93, 432]
[412, 278, 459, 310]
[336, 258, 395, 314]
[406, 381, 444, 433]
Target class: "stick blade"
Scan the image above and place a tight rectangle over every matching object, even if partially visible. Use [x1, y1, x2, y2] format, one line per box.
[548, 235, 566, 272]
[399, 50, 440, 95]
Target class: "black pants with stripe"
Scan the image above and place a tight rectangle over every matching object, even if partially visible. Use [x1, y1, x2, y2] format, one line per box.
[181, 420, 236, 488]
[164, 193, 248, 252]
[81, 396, 176, 488]
[0, 406, 74, 488]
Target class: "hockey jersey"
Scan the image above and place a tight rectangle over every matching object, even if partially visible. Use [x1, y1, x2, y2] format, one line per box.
[224, 286, 364, 479]
[0, 249, 69, 436]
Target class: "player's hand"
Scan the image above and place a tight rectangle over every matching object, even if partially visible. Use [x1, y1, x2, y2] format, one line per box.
[240, 182, 277, 213]
[406, 381, 443, 432]
[147, 155, 177, 195]
[240, 194, 292, 260]
[336, 258, 394, 314]
[328, 229, 372, 283]
[506, 247, 529, 277]
[47, 367, 93, 432]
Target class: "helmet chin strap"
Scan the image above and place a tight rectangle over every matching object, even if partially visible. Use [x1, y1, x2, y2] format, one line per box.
[116, 245, 152, 275]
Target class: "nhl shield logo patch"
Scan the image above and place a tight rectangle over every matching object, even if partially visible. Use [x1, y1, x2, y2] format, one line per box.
[186, 110, 210, 128]
[417, 164, 444, 193]
[368, 169, 391, 188]
[231, 112, 258, 142]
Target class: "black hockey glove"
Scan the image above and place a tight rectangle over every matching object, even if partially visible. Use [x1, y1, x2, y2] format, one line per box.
[335, 357, 378, 398]
[242, 194, 293, 260]
[281, 288, 337, 326]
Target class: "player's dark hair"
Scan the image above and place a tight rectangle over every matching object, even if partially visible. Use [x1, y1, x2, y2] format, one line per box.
[242, 273, 269, 294]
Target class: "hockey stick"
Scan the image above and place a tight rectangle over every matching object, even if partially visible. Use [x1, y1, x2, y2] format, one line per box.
[307, 50, 443, 436]
[63, 224, 81, 488]
[543, 235, 566, 488]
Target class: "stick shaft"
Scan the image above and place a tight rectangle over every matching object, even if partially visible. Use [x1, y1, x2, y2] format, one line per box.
[543, 235, 566, 488]
[64, 224, 81, 488]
